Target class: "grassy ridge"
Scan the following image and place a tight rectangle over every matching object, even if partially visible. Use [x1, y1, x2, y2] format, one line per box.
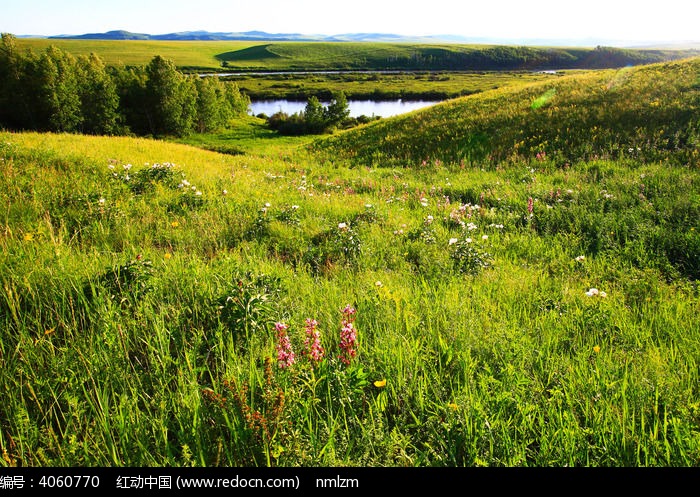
[12, 39, 257, 70]
[1, 57, 699, 467]
[312, 57, 700, 167]
[13, 38, 698, 72]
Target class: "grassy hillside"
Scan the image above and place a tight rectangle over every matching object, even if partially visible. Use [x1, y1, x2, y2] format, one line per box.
[12, 39, 256, 70]
[313, 57, 700, 167]
[1, 57, 699, 467]
[13, 38, 698, 72]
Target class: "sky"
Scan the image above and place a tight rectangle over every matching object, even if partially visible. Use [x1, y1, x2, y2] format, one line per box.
[2, 0, 699, 46]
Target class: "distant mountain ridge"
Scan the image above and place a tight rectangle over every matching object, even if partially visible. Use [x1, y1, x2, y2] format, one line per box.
[47, 30, 432, 42]
[43, 29, 698, 47]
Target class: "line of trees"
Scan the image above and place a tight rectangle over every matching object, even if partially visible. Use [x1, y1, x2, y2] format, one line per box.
[0, 33, 250, 137]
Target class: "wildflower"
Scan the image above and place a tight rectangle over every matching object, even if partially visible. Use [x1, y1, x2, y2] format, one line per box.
[339, 305, 358, 365]
[338, 222, 348, 230]
[426, 215, 434, 224]
[527, 197, 534, 214]
[123, 164, 132, 171]
[575, 255, 586, 262]
[23, 233, 34, 241]
[449, 238, 459, 245]
[303, 318, 325, 364]
[465, 238, 473, 243]
[275, 322, 295, 369]
[375, 280, 383, 288]
[593, 345, 601, 354]
[374, 379, 387, 388]
[164, 253, 172, 260]
[98, 197, 106, 206]
[586, 288, 607, 298]
[171, 221, 179, 228]
[447, 402, 459, 410]
[466, 222, 478, 231]
[481, 235, 488, 240]
[222, 189, 228, 195]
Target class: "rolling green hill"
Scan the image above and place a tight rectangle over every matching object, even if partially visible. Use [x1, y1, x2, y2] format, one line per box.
[12, 37, 699, 72]
[313, 57, 700, 167]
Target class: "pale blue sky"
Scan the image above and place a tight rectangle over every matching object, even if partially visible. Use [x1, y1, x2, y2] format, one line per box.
[2, 0, 698, 45]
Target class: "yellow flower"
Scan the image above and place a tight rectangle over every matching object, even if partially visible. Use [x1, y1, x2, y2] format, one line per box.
[448, 403, 459, 410]
[373, 379, 387, 388]
[593, 345, 601, 354]
[23, 233, 34, 241]
[164, 253, 172, 260]
[171, 221, 180, 228]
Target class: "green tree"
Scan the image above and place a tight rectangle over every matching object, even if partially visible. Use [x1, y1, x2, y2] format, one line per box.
[144, 55, 196, 136]
[110, 65, 148, 135]
[195, 76, 227, 133]
[224, 80, 250, 117]
[303, 95, 326, 133]
[324, 90, 350, 129]
[76, 53, 120, 135]
[0, 33, 23, 128]
[33, 45, 82, 132]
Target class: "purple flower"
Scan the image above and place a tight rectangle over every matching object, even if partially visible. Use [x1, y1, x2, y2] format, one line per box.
[303, 318, 325, 364]
[275, 322, 295, 369]
[339, 306, 358, 365]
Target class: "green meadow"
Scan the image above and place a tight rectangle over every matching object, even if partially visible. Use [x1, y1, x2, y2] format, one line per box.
[0, 55, 699, 467]
[14, 38, 698, 72]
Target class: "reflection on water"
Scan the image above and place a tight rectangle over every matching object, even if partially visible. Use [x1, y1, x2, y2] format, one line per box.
[249, 99, 440, 118]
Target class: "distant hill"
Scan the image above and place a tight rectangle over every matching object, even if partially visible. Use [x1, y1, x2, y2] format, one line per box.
[44, 30, 698, 47]
[47, 30, 376, 42]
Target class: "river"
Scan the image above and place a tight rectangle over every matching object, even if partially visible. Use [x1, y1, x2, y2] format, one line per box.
[249, 99, 441, 118]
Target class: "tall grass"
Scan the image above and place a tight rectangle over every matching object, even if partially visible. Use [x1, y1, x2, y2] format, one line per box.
[313, 57, 700, 168]
[1, 58, 699, 467]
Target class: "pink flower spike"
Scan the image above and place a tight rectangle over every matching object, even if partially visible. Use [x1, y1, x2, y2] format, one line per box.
[303, 318, 325, 364]
[275, 322, 295, 369]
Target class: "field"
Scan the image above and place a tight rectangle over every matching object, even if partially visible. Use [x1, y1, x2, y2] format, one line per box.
[13, 38, 698, 72]
[0, 55, 699, 467]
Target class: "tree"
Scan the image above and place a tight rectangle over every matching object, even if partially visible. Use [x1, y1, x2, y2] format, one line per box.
[26, 45, 83, 132]
[110, 65, 149, 135]
[76, 53, 120, 135]
[0, 33, 28, 129]
[144, 55, 196, 136]
[195, 76, 223, 133]
[303, 96, 326, 134]
[325, 91, 350, 129]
